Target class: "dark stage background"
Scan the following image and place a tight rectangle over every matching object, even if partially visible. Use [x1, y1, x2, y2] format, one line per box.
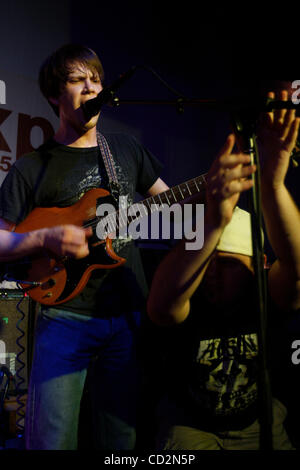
[0, 0, 299, 450]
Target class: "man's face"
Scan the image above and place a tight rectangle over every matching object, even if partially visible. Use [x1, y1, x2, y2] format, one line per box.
[51, 62, 103, 132]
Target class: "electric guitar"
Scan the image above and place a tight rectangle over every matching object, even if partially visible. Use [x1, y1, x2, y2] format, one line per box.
[2, 173, 207, 305]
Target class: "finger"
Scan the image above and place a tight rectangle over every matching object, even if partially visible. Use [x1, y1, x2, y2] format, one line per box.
[285, 117, 300, 151]
[259, 110, 273, 129]
[65, 225, 85, 242]
[221, 178, 254, 199]
[222, 164, 256, 183]
[62, 226, 90, 251]
[264, 91, 275, 125]
[216, 134, 236, 160]
[74, 243, 90, 259]
[219, 152, 251, 169]
[274, 89, 288, 124]
[281, 108, 296, 140]
[70, 225, 92, 241]
[84, 226, 93, 238]
[209, 134, 236, 175]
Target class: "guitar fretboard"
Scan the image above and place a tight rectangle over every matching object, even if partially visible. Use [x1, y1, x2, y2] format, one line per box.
[90, 172, 208, 235]
[142, 173, 207, 214]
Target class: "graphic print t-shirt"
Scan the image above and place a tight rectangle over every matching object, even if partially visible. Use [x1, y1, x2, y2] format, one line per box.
[0, 133, 163, 316]
[191, 333, 258, 418]
[164, 288, 260, 431]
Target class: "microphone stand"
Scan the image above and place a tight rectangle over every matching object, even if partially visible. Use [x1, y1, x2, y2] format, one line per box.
[230, 105, 273, 451]
[108, 96, 297, 113]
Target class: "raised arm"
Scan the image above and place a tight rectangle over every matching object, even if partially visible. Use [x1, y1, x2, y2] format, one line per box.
[257, 90, 300, 310]
[147, 135, 256, 325]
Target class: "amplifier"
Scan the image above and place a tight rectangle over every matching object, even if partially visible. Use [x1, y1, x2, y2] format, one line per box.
[0, 290, 36, 392]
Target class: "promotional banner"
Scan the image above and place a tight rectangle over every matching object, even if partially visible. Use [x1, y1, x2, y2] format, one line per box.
[0, 70, 58, 187]
[0, 71, 58, 292]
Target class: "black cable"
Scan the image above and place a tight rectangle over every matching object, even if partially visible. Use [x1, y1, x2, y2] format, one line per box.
[0, 366, 11, 448]
[137, 65, 187, 99]
[14, 286, 27, 436]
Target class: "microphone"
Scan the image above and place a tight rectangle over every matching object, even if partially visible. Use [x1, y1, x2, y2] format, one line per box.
[82, 66, 137, 120]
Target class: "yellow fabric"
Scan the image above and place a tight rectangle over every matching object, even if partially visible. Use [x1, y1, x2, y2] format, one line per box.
[216, 206, 264, 257]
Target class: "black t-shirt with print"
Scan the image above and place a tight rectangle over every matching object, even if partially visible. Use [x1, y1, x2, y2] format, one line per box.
[159, 278, 266, 432]
[0, 133, 163, 316]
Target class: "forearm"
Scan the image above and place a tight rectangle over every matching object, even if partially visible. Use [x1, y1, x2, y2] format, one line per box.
[148, 137, 256, 325]
[147, 220, 223, 325]
[0, 229, 44, 262]
[262, 183, 300, 277]
[0, 224, 91, 262]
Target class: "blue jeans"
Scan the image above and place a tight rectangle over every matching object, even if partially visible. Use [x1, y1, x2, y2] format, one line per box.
[25, 308, 141, 450]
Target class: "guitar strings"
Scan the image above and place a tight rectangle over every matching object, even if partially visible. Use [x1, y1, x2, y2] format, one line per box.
[81, 174, 207, 237]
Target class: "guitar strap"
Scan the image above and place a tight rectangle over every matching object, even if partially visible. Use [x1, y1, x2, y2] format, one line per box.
[96, 131, 121, 204]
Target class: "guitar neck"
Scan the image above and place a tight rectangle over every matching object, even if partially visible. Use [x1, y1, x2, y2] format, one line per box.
[140, 172, 208, 213]
[97, 172, 208, 234]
